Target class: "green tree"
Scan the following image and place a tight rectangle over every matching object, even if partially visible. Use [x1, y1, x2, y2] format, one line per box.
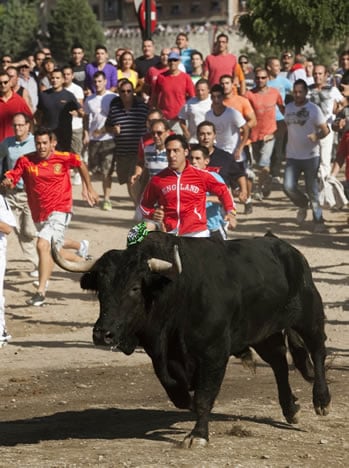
[0, 0, 39, 58]
[239, 0, 349, 54]
[48, 0, 104, 63]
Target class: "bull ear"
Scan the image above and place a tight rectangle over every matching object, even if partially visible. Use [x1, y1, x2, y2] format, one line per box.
[51, 239, 96, 273]
[147, 245, 182, 278]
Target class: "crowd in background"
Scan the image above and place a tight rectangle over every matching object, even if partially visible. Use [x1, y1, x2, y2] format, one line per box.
[0, 32, 348, 333]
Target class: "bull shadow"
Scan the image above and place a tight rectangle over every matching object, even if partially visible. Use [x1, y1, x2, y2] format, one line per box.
[0, 407, 304, 447]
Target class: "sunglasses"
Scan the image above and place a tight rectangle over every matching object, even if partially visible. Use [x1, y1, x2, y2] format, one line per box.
[152, 131, 165, 136]
[239, 61, 248, 64]
[283, 54, 292, 58]
[256, 76, 267, 80]
[0, 80, 9, 85]
[120, 89, 132, 94]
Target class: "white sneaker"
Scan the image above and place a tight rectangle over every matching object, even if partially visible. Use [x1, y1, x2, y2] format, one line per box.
[77, 239, 89, 258]
[29, 269, 39, 278]
[72, 172, 82, 185]
[0, 330, 12, 343]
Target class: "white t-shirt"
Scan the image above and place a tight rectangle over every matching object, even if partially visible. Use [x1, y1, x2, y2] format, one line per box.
[205, 107, 246, 160]
[83, 91, 116, 141]
[308, 85, 343, 124]
[285, 101, 326, 159]
[178, 96, 212, 143]
[65, 82, 84, 130]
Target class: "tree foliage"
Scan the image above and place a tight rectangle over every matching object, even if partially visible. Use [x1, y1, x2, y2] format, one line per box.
[239, 0, 349, 54]
[0, 0, 39, 58]
[48, 0, 104, 63]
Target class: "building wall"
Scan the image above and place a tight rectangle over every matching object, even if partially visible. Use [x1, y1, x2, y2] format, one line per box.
[91, 0, 244, 27]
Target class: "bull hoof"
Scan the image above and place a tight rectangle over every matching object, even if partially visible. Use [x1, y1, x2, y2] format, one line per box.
[285, 404, 301, 424]
[181, 435, 208, 449]
[240, 349, 257, 374]
[314, 402, 331, 416]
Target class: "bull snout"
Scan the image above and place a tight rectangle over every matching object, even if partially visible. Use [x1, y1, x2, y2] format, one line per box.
[92, 326, 115, 346]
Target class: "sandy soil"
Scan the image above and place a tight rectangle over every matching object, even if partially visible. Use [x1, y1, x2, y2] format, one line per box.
[0, 179, 348, 468]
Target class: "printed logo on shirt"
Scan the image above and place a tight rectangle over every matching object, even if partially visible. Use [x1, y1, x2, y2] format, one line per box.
[162, 183, 200, 195]
[53, 164, 63, 174]
[286, 107, 309, 126]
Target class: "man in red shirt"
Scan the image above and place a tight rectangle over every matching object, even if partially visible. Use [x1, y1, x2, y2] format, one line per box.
[153, 52, 195, 134]
[203, 33, 245, 95]
[0, 70, 32, 142]
[245, 69, 284, 198]
[1, 128, 99, 306]
[140, 134, 237, 236]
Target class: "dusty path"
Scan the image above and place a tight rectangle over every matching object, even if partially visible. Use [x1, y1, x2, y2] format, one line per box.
[0, 180, 348, 467]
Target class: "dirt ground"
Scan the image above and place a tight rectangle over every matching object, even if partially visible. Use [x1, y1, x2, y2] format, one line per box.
[0, 180, 348, 468]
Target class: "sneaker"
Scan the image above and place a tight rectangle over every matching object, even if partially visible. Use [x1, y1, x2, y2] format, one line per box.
[244, 202, 253, 215]
[29, 269, 39, 278]
[77, 239, 89, 258]
[33, 280, 49, 290]
[0, 331, 12, 343]
[72, 172, 82, 186]
[253, 190, 263, 201]
[296, 207, 308, 225]
[313, 222, 327, 234]
[26, 292, 45, 306]
[102, 200, 112, 211]
[261, 175, 273, 197]
[272, 176, 282, 185]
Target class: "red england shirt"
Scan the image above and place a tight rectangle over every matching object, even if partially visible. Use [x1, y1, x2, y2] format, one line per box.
[5, 151, 82, 222]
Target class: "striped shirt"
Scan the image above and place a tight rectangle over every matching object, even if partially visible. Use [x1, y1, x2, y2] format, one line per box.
[144, 144, 168, 178]
[105, 97, 148, 156]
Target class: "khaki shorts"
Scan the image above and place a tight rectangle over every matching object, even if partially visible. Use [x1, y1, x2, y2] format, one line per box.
[88, 139, 116, 176]
[36, 211, 71, 249]
[71, 128, 83, 155]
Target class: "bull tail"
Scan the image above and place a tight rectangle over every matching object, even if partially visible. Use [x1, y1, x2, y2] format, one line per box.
[286, 329, 314, 383]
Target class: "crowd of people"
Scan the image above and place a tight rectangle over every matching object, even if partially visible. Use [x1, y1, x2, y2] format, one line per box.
[0, 33, 348, 344]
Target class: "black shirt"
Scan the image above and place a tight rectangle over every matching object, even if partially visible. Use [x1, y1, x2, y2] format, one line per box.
[135, 55, 161, 78]
[208, 147, 246, 188]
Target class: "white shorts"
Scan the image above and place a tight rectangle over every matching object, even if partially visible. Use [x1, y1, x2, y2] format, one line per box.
[36, 211, 72, 249]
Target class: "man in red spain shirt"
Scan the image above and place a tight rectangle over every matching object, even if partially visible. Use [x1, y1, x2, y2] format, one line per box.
[1, 128, 99, 306]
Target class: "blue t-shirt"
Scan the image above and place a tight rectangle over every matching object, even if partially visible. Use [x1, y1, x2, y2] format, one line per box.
[268, 75, 292, 121]
[206, 171, 226, 232]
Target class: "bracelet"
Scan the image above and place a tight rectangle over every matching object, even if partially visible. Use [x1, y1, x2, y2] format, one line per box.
[228, 210, 237, 216]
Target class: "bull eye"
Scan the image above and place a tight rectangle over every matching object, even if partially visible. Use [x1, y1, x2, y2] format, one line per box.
[129, 284, 141, 297]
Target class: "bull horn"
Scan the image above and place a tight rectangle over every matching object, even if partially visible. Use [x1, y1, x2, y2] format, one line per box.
[173, 245, 182, 274]
[51, 239, 96, 273]
[147, 245, 182, 274]
[147, 258, 173, 272]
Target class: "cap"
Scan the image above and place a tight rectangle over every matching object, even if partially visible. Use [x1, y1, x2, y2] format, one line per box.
[168, 51, 180, 61]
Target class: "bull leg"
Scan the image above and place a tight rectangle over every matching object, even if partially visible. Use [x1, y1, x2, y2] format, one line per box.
[253, 332, 300, 424]
[151, 358, 193, 410]
[183, 354, 229, 448]
[294, 290, 331, 416]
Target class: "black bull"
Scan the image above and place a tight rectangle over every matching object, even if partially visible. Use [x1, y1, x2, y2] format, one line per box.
[52, 232, 331, 447]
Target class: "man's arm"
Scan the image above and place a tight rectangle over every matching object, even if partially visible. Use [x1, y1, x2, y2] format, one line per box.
[307, 122, 330, 143]
[233, 122, 249, 161]
[77, 161, 99, 206]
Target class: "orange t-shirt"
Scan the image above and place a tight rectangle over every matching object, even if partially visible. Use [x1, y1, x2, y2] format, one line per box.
[245, 87, 283, 142]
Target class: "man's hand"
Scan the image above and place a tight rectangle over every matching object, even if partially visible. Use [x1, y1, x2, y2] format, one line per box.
[152, 205, 166, 231]
[224, 211, 237, 231]
[81, 185, 99, 207]
[0, 177, 14, 191]
[238, 190, 248, 203]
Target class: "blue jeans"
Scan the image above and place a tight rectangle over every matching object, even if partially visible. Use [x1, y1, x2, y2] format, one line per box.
[283, 157, 323, 222]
